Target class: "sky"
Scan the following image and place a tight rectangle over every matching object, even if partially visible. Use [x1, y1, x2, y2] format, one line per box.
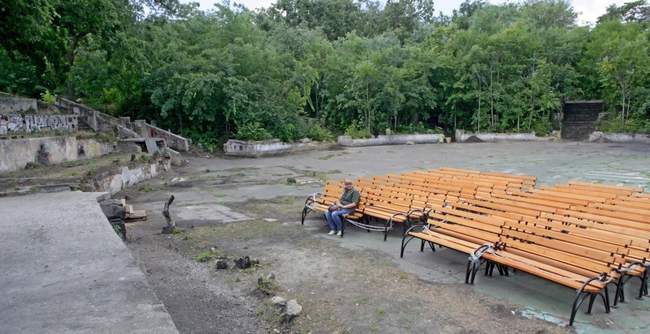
[183, 0, 631, 25]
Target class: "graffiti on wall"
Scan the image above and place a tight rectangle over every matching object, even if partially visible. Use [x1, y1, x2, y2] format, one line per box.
[0, 113, 78, 135]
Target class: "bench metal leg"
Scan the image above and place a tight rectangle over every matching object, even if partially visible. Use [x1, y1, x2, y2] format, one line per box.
[400, 235, 416, 258]
[300, 206, 310, 225]
[614, 276, 628, 306]
[488, 262, 504, 277]
[638, 267, 649, 299]
[569, 277, 610, 326]
[300, 195, 316, 225]
[603, 285, 611, 313]
[399, 224, 424, 259]
[465, 261, 472, 284]
[494, 264, 508, 276]
[569, 291, 590, 325]
[428, 241, 436, 253]
[495, 264, 502, 276]
[470, 261, 481, 284]
[465, 259, 483, 284]
[586, 294, 596, 314]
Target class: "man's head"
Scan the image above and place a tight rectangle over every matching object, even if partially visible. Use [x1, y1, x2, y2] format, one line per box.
[343, 179, 354, 191]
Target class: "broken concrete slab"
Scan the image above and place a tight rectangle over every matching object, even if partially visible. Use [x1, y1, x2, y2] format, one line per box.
[223, 139, 333, 157]
[0, 191, 178, 333]
[284, 299, 302, 322]
[455, 129, 556, 143]
[588, 131, 650, 144]
[337, 133, 444, 147]
[270, 295, 287, 306]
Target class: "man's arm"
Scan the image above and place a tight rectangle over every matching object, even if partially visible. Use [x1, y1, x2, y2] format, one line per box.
[339, 202, 356, 209]
[339, 190, 359, 209]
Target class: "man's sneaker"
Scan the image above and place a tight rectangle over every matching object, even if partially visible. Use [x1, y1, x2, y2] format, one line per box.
[336, 231, 343, 237]
[327, 230, 336, 235]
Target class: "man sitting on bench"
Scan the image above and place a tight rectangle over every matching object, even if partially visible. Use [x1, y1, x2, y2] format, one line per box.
[326, 179, 360, 236]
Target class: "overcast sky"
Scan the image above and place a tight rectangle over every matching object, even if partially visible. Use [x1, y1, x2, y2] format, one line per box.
[183, 0, 630, 25]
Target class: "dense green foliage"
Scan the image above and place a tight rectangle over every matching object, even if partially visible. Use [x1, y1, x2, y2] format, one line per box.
[2, 0, 650, 148]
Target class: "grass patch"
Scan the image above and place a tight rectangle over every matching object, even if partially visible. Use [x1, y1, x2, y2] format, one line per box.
[188, 220, 291, 243]
[140, 183, 155, 192]
[318, 154, 337, 160]
[256, 275, 279, 296]
[193, 248, 219, 262]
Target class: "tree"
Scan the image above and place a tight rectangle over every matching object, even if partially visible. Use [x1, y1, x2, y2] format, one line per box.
[587, 20, 650, 123]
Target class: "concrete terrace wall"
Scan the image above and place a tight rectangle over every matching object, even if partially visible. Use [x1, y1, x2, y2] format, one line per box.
[455, 130, 555, 143]
[56, 97, 140, 138]
[0, 113, 78, 135]
[337, 134, 444, 147]
[133, 120, 190, 152]
[1, 93, 78, 135]
[224, 139, 331, 157]
[0, 136, 113, 173]
[589, 132, 650, 144]
[0, 93, 37, 113]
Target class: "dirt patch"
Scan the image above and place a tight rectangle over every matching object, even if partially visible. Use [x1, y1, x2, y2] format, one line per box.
[127, 211, 572, 334]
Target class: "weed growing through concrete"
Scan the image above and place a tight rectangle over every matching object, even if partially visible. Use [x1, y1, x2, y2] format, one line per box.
[193, 249, 218, 263]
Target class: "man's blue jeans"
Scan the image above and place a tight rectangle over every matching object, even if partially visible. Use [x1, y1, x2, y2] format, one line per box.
[325, 208, 353, 232]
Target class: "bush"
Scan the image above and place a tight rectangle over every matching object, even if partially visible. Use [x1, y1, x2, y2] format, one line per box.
[185, 129, 220, 152]
[40, 89, 56, 105]
[532, 119, 552, 136]
[598, 116, 650, 134]
[344, 121, 372, 139]
[236, 122, 273, 141]
[306, 124, 334, 141]
[276, 123, 298, 142]
[395, 122, 440, 134]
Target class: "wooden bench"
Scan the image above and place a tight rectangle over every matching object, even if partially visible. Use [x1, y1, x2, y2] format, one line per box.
[465, 188, 650, 301]
[402, 213, 618, 325]
[301, 181, 364, 226]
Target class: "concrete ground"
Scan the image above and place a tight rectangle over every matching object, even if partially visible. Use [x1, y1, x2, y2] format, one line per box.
[0, 192, 178, 334]
[120, 141, 650, 334]
[3, 141, 649, 334]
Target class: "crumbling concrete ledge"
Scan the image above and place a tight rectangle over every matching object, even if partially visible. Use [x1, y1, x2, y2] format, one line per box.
[455, 129, 556, 143]
[337, 134, 444, 147]
[88, 157, 171, 194]
[223, 138, 333, 157]
[588, 131, 650, 144]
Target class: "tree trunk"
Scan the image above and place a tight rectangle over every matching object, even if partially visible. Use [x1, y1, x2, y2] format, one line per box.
[621, 91, 626, 124]
[366, 83, 370, 133]
[528, 85, 534, 130]
[477, 90, 481, 133]
[65, 36, 80, 97]
[490, 68, 494, 130]
[393, 109, 397, 131]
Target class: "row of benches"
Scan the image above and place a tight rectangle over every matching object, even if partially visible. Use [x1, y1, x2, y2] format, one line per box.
[300, 168, 649, 326]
